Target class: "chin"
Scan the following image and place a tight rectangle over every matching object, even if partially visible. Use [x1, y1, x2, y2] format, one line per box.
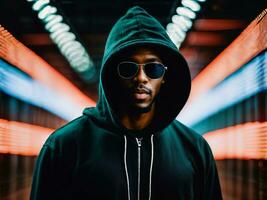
[131, 102, 153, 113]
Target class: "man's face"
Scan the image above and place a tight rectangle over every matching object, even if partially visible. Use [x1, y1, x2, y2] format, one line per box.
[117, 48, 165, 113]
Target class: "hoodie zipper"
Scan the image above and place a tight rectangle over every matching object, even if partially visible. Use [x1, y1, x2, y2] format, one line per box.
[135, 137, 142, 200]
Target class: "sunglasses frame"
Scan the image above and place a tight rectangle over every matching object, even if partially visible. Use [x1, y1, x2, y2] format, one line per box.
[117, 61, 167, 79]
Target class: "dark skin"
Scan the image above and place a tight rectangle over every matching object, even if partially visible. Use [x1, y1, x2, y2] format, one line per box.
[117, 48, 165, 130]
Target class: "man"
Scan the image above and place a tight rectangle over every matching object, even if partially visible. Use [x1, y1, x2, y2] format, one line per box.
[30, 6, 222, 200]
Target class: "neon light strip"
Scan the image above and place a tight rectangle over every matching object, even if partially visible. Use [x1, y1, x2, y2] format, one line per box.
[188, 9, 267, 102]
[177, 51, 267, 126]
[0, 119, 54, 156]
[0, 26, 96, 111]
[1, 59, 85, 121]
[194, 19, 246, 31]
[204, 121, 267, 160]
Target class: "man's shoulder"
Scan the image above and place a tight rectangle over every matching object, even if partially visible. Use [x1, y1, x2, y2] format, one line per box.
[170, 120, 214, 162]
[171, 120, 210, 150]
[172, 120, 203, 139]
[44, 115, 89, 148]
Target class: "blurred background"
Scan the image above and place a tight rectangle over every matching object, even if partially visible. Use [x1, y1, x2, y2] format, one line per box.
[0, 0, 266, 199]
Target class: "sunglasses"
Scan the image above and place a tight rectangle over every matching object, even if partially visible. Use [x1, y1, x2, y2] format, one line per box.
[117, 61, 167, 79]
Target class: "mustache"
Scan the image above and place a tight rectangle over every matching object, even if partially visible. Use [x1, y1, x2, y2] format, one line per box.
[132, 84, 152, 94]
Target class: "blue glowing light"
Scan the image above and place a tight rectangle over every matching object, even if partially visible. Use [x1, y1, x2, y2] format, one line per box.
[177, 50, 267, 126]
[0, 59, 83, 121]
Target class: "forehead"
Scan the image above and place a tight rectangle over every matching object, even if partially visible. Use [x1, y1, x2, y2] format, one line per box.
[127, 47, 162, 63]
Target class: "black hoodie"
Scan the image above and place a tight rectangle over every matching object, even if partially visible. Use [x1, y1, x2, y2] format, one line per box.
[30, 6, 222, 200]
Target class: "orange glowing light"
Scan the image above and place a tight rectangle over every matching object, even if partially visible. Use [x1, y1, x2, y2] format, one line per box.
[194, 19, 246, 31]
[204, 121, 267, 160]
[0, 119, 54, 156]
[185, 32, 227, 46]
[188, 9, 267, 104]
[0, 25, 96, 114]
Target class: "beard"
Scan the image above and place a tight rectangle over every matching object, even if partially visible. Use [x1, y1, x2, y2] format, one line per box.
[122, 90, 158, 115]
[114, 82, 158, 115]
[128, 100, 154, 113]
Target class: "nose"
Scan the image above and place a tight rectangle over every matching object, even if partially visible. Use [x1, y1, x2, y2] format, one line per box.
[134, 64, 148, 83]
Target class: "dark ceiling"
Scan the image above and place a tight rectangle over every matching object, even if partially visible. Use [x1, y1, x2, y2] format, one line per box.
[1, 0, 266, 102]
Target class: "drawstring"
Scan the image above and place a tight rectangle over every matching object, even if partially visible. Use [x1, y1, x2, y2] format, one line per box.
[123, 134, 155, 200]
[149, 134, 154, 200]
[124, 135, 131, 200]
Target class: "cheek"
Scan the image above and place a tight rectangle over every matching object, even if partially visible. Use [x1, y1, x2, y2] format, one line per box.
[119, 79, 132, 89]
[118, 80, 136, 97]
[151, 80, 163, 95]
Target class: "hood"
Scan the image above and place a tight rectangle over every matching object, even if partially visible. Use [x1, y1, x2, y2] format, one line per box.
[83, 6, 191, 134]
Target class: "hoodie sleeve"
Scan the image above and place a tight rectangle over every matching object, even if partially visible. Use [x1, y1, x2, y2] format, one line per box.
[30, 144, 61, 200]
[203, 140, 223, 200]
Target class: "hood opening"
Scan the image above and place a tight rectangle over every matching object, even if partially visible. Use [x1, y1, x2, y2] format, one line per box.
[86, 6, 191, 134]
[100, 41, 191, 133]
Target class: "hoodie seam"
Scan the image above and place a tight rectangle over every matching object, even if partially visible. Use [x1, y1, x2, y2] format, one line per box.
[134, 10, 143, 38]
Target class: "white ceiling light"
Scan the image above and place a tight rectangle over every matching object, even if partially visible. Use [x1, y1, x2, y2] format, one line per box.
[182, 0, 201, 12]
[167, 31, 183, 43]
[60, 40, 75, 53]
[167, 0, 207, 49]
[38, 5, 57, 19]
[71, 57, 90, 67]
[68, 50, 85, 60]
[169, 23, 187, 38]
[172, 15, 193, 31]
[62, 41, 82, 56]
[32, 0, 49, 11]
[27, 0, 96, 83]
[49, 23, 70, 33]
[56, 33, 76, 47]
[173, 31, 186, 42]
[176, 6, 196, 19]
[45, 15, 63, 30]
[167, 23, 186, 43]
[43, 14, 57, 23]
[70, 54, 86, 64]
[172, 15, 192, 28]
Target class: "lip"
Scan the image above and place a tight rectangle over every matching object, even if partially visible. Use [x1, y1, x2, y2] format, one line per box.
[134, 88, 150, 94]
[135, 90, 148, 94]
[131, 87, 151, 100]
[133, 92, 149, 100]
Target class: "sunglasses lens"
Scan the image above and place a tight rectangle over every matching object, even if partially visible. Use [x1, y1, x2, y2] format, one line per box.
[118, 62, 138, 78]
[118, 62, 166, 79]
[144, 63, 165, 79]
